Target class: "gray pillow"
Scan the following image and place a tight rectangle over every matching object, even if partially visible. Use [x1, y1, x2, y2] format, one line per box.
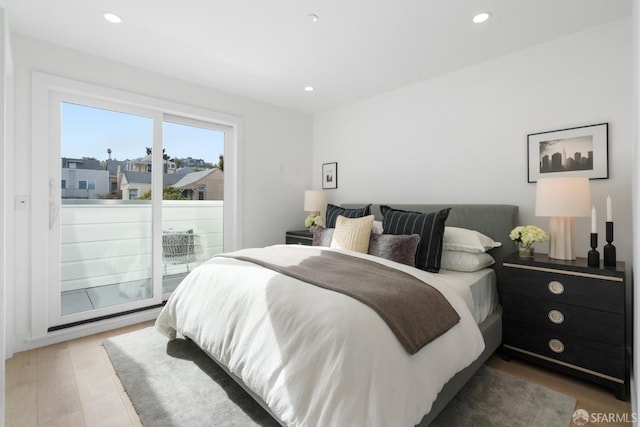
[313, 228, 420, 267]
[368, 233, 420, 266]
[312, 227, 334, 247]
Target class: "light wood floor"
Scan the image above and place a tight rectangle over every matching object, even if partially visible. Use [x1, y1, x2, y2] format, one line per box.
[5, 321, 633, 427]
[5, 322, 153, 427]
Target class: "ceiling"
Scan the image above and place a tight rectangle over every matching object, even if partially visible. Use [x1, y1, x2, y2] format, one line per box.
[4, 0, 632, 114]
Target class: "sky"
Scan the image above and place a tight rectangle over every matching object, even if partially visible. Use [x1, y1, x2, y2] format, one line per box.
[61, 102, 224, 164]
[538, 136, 593, 160]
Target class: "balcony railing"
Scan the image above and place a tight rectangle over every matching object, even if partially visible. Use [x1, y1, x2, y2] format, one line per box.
[61, 200, 223, 292]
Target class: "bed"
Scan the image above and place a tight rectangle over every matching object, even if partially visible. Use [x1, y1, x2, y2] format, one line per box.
[156, 203, 518, 426]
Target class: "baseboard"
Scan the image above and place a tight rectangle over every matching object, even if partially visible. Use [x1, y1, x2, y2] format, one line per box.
[11, 307, 161, 353]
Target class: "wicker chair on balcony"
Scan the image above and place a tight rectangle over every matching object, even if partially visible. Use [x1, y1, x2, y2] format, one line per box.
[162, 229, 202, 276]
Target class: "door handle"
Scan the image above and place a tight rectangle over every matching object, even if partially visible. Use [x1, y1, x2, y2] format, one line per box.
[49, 202, 59, 230]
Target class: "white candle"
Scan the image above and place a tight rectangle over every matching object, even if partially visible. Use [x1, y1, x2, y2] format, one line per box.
[606, 195, 612, 222]
[591, 206, 597, 233]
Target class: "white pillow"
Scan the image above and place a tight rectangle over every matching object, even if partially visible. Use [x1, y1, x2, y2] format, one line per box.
[330, 215, 375, 253]
[372, 220, 384, 234]
[443, 226, 502, 254]
[440, 250, 495, 272]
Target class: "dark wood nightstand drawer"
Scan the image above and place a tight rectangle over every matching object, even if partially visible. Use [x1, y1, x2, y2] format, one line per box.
[503, 265, 624, 314]
[285, 230, 313, 246]
[502, 294, 624, 346]
[504, 323, 625, 381]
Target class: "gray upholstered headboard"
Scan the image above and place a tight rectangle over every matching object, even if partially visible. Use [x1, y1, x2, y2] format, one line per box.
[341, 203, 519, 283]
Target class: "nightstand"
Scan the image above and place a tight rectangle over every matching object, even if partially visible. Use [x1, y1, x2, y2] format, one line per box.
[501, 254, 628, 400]
[285, 229, 313, 246]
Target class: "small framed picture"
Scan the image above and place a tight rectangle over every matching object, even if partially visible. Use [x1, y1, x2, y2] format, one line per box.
[322, 162, 338, 189]
[527, 123, 609, 183]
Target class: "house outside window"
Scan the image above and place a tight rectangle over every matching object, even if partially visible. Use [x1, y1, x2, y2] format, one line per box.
[61, 180, 66, 189]
[87, 180, 96, 190]
[129, 189, 138, 199]
[198, 186, 205, 200]
[78, 180, 87, 190]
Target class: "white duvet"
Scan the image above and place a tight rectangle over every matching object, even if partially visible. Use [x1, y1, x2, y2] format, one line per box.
[156, 245, 484, 427]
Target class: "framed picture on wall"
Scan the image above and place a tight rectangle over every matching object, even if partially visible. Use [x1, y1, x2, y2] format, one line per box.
[322, 162, 338, 189]
[527, 123, 609, 183]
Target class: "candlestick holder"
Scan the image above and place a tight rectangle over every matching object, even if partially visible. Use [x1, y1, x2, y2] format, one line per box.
[604, 221, 616, 268]
[588, 233, 599, 268]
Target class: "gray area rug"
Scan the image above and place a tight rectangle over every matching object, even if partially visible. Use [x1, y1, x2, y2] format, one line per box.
[103, 327, 576, 427]
[431, 364, 576, 427]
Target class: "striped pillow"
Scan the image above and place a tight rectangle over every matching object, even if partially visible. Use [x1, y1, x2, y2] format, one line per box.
[325, 204, 372, 228]
[381, 206, 451, 273]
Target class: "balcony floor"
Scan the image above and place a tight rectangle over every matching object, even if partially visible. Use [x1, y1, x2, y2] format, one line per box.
[61, 274, 186, 316]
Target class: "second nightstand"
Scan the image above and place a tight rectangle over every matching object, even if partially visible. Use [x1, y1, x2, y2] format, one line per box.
[285, 229, 313, 246]
[501, 254, 627, 400]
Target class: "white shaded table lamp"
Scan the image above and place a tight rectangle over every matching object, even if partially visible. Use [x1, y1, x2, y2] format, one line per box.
[304, 190, 327, 231]
[304, 190, 328, 219]
[535, 177, 591, 260]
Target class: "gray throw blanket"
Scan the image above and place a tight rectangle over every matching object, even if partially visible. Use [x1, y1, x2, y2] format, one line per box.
[218, 246, 460, 354]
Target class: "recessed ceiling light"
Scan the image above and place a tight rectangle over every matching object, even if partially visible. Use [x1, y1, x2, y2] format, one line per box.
[103, 12, 122, 24]
[472, 12, 491, 24]
[307, 14, 319, 23]
[304, 86, 314, 92]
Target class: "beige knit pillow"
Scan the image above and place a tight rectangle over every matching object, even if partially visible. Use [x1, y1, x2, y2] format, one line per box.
[330, 215, 375, 253]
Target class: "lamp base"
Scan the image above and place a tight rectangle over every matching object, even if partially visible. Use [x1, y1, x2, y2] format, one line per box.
[548, 216, 576, 260]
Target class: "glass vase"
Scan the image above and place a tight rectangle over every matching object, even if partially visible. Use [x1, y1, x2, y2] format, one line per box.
[517, 243, 534, 258]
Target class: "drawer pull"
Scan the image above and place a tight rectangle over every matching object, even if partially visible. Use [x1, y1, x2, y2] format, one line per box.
[548, 310, 565, 324]
[548, 339, 565, 353]
[548, 281, 564, 295]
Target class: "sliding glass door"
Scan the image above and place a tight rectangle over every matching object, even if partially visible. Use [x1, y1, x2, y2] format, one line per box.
[161, 116, 225, 297]
[49, 96, 228, 328]
[58, 101, 155, 320]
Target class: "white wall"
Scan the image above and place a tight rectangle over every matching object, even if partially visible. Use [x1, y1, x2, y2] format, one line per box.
[9, 34, 313, 351]
[314, 18, 633, 264]
[0, 6, 11, 423]
[632, 0, 639, 419]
